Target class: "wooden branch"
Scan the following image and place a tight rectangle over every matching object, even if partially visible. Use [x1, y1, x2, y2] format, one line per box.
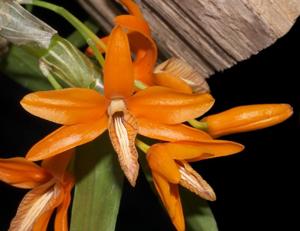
[78, 0, 300, 78]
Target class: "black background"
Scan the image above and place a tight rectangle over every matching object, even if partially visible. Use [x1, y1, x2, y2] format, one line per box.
[0, 1, 299, 231]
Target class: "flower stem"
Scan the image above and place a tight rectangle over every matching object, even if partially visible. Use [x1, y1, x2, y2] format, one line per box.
[188, 119, 208, 131]
[39, 61, 63, 90]
[27, 0, 106, 66]
[136, 139, 150, 153]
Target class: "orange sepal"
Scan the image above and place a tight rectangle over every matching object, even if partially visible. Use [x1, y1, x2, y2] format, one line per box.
[152, 174, 185, 231]
[147, 144, 180, 184]
[104, 26, 134, 99]
[137, 118, 212, 142]
[21, 88, 107, 125]
[0, 158, 50, 189]
[26, 117, 108, 161]
[127, 86, 215, 124]
[203, 104, 293, 137]
[154, 72, 193, 94]
[158, 141, 244, 162]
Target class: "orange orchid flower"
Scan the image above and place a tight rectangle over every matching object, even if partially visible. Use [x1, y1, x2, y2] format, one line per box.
[21, 26, 215, 186]
[0, 150, 74, 231]
[147, 141, 244, 231]
[202, 104, 293, 137]
[88, 0, 204, 93]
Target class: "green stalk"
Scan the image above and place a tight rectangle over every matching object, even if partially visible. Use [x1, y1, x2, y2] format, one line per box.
[27, 0, 106, 66]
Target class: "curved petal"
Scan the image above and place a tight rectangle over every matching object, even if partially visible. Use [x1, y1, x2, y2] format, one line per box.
[158, 141, 244, 161]
[26, 117, 108, 161]
[119, 0, 145, 19]
[104, 26, 134, 99]
[147, 144, 180, 184]
[0, 158, 50, 189]
[154, 72, 193, 94]
[21, 88, 107, 125]
[128, 86, 215, 124]
[152, 174, 185, 231]
[137, 118, 212, 141]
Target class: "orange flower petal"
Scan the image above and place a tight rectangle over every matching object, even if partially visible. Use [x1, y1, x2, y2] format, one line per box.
[159, 141, 244, 161]
[9, 180, 63, 231]
[147, 144, 180, 184]
[26, 117, 108, 161]
[0, 158, 50, 189]
[32, 209, 54, 231]
[154, 72, 193, 94]
[42, 149, 75, 181]
[203, 104, 293, 137]
[108, 105, 139, 186]
[152, 174, 185, 231]
[128, 86, 215, 124]
[115, 15, 157, 85]
[137, 118, 212, 141]
[21, 88, 107, 125]
[104, 26, 134, 99]
[119, 0, 145, 19]
[55, 175, 74, 231]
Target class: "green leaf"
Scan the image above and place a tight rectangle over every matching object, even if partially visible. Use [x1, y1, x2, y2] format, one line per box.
[181, 188, 219, 231]
[70, 133, 123, 231]
[0, 45, 52, 91]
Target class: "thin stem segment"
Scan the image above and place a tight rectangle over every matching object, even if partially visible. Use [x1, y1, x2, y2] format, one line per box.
[188, 119, 209, 131]
[27, 0, 106, 66]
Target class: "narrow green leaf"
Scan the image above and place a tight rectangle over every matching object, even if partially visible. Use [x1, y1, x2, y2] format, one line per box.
[0, 45, 52, 91]
[181, 188, 219, 231]
[70, 134, 123, 231]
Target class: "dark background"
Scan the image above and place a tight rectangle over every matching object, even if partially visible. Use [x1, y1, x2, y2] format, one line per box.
[0, 1, 299, 230]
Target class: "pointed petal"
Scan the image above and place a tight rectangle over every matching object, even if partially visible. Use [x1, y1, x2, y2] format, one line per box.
[147, 144, 180, 184]
[137, 118, 212, 142]
[42, 149, 75, 181]
[152, 174, 185, 231]
[177, 161, 216, 201]
[104, 26, 134, 99]
[128, 86, 215, 124]
[26, 117, 108, 161]
[0, 158, 50, 189]
[154, 72, 193, 94]
[21, 88, 107, 125]
[203, 104, 293, 137]
[9, 180, 62, 231]
[115, 15, 157, 85]
[32, 209, 54, 231]
[55, 175, 74, 231]
[154, 58, 210, 93]
[158, 141, 244, 161]
[108, 101, 139, 186]
[119, 0, 145, 19]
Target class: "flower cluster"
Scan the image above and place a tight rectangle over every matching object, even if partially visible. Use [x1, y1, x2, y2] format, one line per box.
[0, 0, 293, 231]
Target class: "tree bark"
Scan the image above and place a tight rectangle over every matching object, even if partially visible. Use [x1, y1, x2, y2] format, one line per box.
[78, 0, 300, 78]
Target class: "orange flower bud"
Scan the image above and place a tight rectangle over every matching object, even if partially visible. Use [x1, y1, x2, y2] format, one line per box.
[202, 104, 293, 137]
